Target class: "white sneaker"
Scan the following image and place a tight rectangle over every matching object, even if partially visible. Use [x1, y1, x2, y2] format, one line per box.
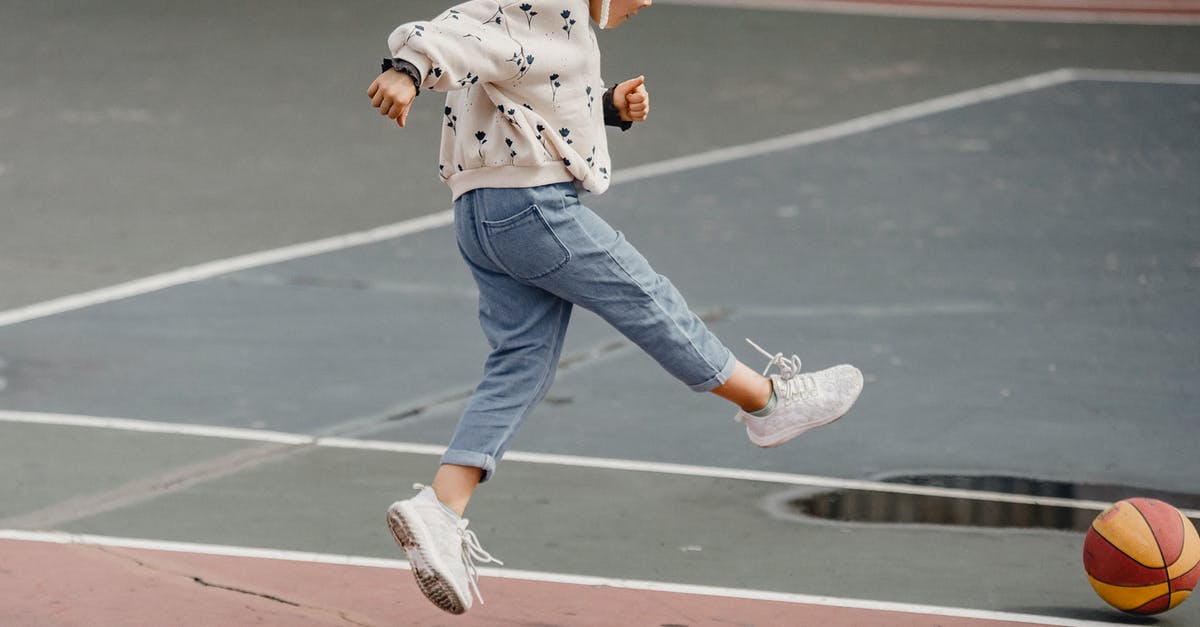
[386, 484, 503, 615]
[735, 339, 864, 448]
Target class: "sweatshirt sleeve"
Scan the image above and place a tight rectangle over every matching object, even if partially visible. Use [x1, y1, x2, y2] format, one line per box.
[387, 1, 527, 93]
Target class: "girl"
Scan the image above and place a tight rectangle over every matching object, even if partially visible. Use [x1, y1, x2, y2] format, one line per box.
[367, 0, 863, 614]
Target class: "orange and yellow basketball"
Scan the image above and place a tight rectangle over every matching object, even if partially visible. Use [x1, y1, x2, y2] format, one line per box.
[1083, 498, 1200, 615]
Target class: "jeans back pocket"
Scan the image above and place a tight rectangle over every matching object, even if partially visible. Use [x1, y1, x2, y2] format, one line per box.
[481, 204, 571, 281]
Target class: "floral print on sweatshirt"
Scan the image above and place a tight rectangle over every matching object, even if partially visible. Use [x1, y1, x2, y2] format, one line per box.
[387, 0, 616, 199]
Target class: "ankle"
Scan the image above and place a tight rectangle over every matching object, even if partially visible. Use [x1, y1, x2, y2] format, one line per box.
[431, 464, 483, 517]
[432, 488, 469, 517]
[744, 382, 776, 415]
[737, 375, 774, 413]
[713, 360, 774, 411]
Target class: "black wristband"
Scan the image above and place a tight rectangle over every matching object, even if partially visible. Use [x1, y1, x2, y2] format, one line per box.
[381, 58, 422, 96]
[602, 84, 633, 131]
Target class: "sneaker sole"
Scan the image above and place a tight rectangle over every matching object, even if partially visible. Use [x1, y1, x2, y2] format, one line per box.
[386, 502, 468, 615]
[746, 410, 848, 448]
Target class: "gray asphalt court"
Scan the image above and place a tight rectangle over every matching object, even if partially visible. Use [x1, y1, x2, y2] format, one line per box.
[2, 2, 1200, 625]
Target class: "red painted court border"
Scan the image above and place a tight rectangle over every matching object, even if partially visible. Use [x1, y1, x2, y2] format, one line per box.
[0, 532, 1126, 626]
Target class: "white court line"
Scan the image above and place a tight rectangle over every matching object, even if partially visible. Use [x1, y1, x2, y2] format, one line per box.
[0, 210, 455, 329]
[0, 529, 1122, 626]
[5, 409, 1198, 519]
[5, 67, 1190, 329]
[737, 301, 1003, 317]
[610, 68, 1200, 185]
[0, 410, 312, 445]
[614, 68, 1075, 183]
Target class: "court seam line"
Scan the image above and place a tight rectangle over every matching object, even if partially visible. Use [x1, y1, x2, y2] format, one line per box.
[0, 530, 1123, 627]
[8, 67, 1197, 329]
[664, 0, 1200, 8]
[0, 440, 311, 530]
[4, 409, 1198, 519]
[656, 0, 1200, 25]
[1069, 68, 1200, 85]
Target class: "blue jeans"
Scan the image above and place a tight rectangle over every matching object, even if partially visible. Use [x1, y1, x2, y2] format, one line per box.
[443, 182, 736, 481]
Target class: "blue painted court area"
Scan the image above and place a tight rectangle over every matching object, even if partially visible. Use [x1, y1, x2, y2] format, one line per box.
[2, 73, 1199, 624]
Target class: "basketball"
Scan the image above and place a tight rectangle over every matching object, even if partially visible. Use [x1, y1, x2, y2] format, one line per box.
[1083, 498, 1200, 614]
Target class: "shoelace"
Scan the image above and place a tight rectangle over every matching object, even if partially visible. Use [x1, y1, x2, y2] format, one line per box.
[458, 520, 504, 604]
[746, 338, 800, 378]
[411, 484, 504, 605]
[745, 338, 817, 403]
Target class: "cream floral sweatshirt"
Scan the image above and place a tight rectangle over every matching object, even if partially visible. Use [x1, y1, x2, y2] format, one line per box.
[388, 0, 619, 200]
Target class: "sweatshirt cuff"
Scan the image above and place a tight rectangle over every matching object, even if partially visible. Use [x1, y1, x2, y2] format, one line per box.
[603, 85, 633, 131]
[393, 50, 434, 91]
[382, 58, 423, 95]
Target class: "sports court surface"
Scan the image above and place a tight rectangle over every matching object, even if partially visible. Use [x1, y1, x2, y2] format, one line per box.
[2, 1, 1199, 625]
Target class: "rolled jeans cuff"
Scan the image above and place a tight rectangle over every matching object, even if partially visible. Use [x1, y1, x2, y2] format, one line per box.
[440, 449, 498, 483]
[688, 348, 737, 393]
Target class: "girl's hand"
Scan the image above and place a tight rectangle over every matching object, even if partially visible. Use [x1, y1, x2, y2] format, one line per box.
[613, 75, 649, 123]
[368, 70, 418, 128]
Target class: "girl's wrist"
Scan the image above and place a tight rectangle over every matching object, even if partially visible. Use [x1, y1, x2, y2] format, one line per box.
[381, 58, 422, 95]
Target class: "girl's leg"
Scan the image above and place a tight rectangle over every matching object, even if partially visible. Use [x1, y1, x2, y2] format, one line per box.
[524, 188, 861, 448]
[386, 188, 568, 615]
[434, 185, 575, 513]
[530, 186, 739, 394]
[434, 277, 569, 512]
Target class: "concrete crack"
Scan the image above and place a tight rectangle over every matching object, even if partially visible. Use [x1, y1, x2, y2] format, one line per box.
[190, 575, 303, 607]
[94, 545, 376, 627]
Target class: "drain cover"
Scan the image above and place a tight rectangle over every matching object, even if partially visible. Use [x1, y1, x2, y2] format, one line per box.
[788, 474, 1200, 531]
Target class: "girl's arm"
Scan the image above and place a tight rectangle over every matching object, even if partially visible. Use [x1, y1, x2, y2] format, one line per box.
[387, 1, 527, 94]
[368, 70, 418, 127]
[605, 75, 649, 130]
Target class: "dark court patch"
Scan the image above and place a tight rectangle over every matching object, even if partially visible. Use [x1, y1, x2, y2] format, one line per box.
[784, 474, 1200, 532]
